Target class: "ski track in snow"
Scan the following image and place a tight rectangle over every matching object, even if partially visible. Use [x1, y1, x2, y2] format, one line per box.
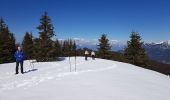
[0, 57, 170, 100]
[0, 57, 117, 92]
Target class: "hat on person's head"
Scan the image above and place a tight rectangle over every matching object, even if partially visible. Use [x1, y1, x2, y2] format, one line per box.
[18, 46, 22, 50]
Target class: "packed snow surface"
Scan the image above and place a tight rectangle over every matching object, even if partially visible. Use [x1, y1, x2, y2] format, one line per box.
[0, 57, 170, 100]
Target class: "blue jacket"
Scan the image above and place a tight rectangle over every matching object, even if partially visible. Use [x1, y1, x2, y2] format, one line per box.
[14, 50, 26, 62]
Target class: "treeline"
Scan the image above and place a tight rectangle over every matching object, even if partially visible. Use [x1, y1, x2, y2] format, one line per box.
[0, 12, 77, 63]
[96, 33, 148, 67]
[0, 12, 170, 75]
[96, 33, 170, 75]
[22, 32, 77, 62]
[23, 12, 77, 62]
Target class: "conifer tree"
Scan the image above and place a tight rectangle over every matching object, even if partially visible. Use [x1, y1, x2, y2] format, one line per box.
[97, 34, 111, 59]
[124, 31, 148, 67]
[72, 40, 77, 56]
[61, 39, 76, 56]
[8, 31, 16, 62]
[22, 32, 34, 59]
[62, 40, 70, 56]
[68, 39, 73, 56]
[36, 12, 55, 61]
[33, 38, 41, 60]
[0, 17, 16, 63]
[53, 39, 62, 57]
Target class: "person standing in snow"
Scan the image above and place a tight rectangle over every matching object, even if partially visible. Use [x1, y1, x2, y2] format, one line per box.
[85, 50, 89, 61]
[91, 51, 95, 60]
[14, 46, 26, 74]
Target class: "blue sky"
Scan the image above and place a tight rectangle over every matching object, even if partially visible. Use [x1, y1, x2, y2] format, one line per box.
[0, 0, 170, 43]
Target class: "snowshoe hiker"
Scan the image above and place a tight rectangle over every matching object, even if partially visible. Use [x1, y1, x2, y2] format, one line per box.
[91, 51, 95, 60]
[85, 50, 89, 61]
[14, 46, 26, 74]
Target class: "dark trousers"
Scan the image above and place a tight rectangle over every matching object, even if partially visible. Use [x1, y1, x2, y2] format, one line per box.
[16, 61, 24, 74]
[85, 55, 88, 60]
[92, 55, 95, 60]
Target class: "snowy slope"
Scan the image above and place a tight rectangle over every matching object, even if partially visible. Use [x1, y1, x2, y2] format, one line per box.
[0, 57, 170, 100]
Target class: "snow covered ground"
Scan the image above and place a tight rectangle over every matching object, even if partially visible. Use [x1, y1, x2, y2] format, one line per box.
[0, 57, 170, 100]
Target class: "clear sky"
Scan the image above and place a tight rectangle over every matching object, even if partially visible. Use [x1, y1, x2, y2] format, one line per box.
[0, 0, 170, 43]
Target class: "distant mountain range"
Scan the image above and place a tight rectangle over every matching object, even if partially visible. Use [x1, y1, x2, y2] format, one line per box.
[74, 38, 170, 64]
[74, 38, 126, 51]
[143, 40, 170, 64]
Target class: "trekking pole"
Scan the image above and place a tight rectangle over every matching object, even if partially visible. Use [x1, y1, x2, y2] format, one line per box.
[29, 59, 33, 70]
[75, 50, 77, 72]
[69, 54, 71, 72]
[31, 59, 35, 69]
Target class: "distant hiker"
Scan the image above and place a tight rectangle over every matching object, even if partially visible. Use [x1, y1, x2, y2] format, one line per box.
[85, 50, 89, 60]
[91, 51, 95, 60]
[14, 46, 26, 74]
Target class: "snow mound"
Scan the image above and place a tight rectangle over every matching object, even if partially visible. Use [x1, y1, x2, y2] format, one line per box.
[0, 57, 170, 100]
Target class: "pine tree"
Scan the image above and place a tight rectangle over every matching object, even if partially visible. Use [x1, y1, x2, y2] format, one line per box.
[72, 40, 77, 56]
[33, 38, 41, 60]
[8, 31, 16, 62]
[68, 39, 73, 56]
[62, 40, 70, 56]
[0, 17, 16, 63]
[53, 39, 62, 57]
[124, 31, 148, 67]
[97, 34, 111, 59]
[36, 12, 56, 61]
[61, 39, 76, 56]
[62, 40, 66, 56]
[22, 32, 34, 59]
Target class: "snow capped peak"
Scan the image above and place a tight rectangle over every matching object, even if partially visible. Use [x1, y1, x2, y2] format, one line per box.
[149, 41, 164, 45]
[167, 40, 170, 45]
[146, 40, 170, 46]
[155, 41, 164, 44]
[162, 40, 170, 46]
